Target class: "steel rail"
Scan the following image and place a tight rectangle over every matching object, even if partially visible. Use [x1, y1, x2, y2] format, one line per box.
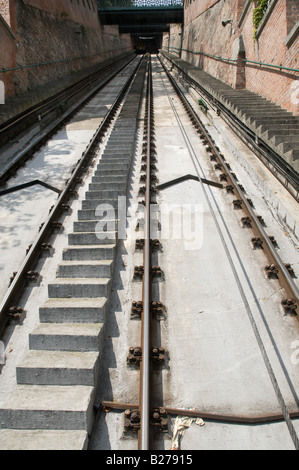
[139, 55, 153, 451]
[158, 55, 299, 308]
[0, 56, 143, 339]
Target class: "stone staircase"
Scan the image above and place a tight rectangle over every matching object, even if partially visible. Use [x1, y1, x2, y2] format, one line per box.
[0, 61, 146, 450]
[161, 51, 299, 175]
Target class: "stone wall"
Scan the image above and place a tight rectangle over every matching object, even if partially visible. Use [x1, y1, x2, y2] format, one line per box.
[162, 23, 183, 56]
[22, 0, 100, 28]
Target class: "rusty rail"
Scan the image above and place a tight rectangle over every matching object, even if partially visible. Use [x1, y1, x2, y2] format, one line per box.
[139, 54, 154, 451]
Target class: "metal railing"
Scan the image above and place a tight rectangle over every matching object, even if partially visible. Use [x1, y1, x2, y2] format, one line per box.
[166, 47, 299, 74]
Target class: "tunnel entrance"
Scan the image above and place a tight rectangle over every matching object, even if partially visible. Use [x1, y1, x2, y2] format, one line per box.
[132, 34, 163, 54]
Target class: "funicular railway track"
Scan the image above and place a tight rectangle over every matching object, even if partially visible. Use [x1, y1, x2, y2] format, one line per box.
[0, 54, 299, 451]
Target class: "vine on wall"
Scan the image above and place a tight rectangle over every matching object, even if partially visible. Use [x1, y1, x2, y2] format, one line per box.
[251, 0, 269, 39]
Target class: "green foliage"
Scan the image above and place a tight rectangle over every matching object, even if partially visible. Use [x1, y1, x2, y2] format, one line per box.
[251, 0, 269, 39]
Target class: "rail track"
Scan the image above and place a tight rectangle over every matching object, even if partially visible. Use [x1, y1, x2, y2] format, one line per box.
[0, 54, 299, 451]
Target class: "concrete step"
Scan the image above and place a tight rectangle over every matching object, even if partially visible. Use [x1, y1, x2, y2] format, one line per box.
[93, 168, 128, 176]
[241, 110, 293, 120]
[271, 134, 299, 145]
[89, 182, 126, 191]
[0, 429, 88, 450]
[85, 190, 124, 199]
[100, 157, 130, 164]
[29, 323, 104, 352]
[91, 175, 128, 184]
[77, 209, 118, 221]
[0, 385, 95, 431]
[104, 143, 133, 149]
[57, 260, 114, 278]
[97, 162, 129, 171]
[68, 231, 117, 246]
[16, 350, 99, 386]
[48, 278, 111, 298]
[81, 199, 120, 211]
[63, 244, 116, 261]
[258, 124, 299, 135]
[233, 103, 285, 112]
[39, 298, 107, 324]
[73, 220, 118, 233]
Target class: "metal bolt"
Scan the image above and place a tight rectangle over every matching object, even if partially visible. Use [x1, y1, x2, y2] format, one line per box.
[241, 217, 252, 228]
[281, 299, 297, 313]
[251, 237, 264, 249]
[265, 264, 279, 278]
[233, 199, 242, 209]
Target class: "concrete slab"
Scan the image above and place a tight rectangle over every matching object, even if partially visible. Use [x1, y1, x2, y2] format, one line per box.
[29, 323, 104, 351]
[16, 350, 99, 386]
[0, 429, 88, 450]
[0, 385, 95, 431]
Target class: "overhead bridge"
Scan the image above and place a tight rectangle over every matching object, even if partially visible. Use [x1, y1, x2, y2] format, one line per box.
[98, 0, 183, 50]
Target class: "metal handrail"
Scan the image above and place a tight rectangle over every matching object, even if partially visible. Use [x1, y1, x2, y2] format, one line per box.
[166, 47, 299, 73]
[0, 48, 132, 74]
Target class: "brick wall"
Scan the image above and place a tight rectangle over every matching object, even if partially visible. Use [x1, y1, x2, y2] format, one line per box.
[23, 0, 100, 29]
[162, 23, 183, 56]
[286, 0, 299, 34]
[184, 0, 221, 26]
[0, 12, 16, 97]
[181, 0, 242, 88]
[176, 0, 299, 115]
[0, 0, 133, 100]
[240, 0, 299, 115]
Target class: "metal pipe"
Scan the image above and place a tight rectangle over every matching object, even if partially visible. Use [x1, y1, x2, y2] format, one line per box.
[0, 49, 133, 74]
[165, 47, 299, 73]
